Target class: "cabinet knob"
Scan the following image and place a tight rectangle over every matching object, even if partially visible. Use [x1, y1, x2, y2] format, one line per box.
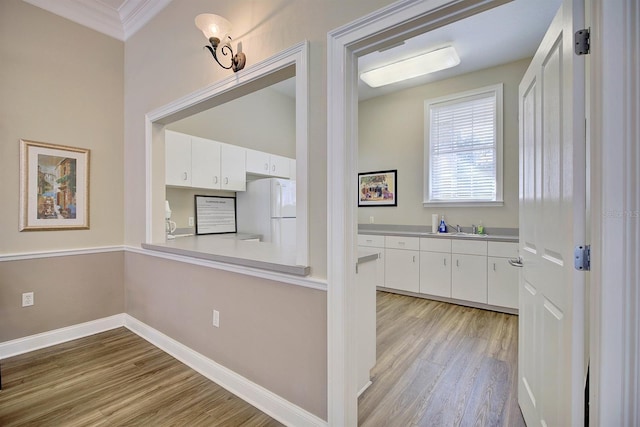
[456, 259, 460, 267]
[183, 172, 188, 180]
[443, 258, 447, 266]
[412, 255, 416, 263]
[272, 164, 276, 172]
[224, 177, 229, 185]
[214, 176, 218, 184]
[264, 163, 269, 171]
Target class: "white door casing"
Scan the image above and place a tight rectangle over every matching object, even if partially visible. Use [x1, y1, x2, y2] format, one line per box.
[517, 0, 586, 425]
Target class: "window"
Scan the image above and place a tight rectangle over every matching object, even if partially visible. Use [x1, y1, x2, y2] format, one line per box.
[424, 84, 503, 206]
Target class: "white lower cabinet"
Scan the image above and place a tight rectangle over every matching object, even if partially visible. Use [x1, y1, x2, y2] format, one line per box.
[452, 254, 488, 303]
[359, 233, 517, 313]
[487, 242, 519, 309]
[357, 234, 385, 288]
[384, 236, 419, 293]
[384, 248, 419, 293]
[419, 238, 452, 297]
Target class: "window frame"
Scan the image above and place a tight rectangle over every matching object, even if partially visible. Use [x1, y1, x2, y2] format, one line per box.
[423, 83, 504, 207]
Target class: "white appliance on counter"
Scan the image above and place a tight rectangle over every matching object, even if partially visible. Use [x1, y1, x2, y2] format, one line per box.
[236, 178, 296, 248]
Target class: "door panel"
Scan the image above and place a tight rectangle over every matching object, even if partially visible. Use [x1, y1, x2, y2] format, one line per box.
[517, 1, 585, 425]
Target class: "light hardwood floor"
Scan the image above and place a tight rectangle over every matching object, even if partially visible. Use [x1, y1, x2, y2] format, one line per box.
[0, 328, 282, 427]
[358, 291, 525, 427]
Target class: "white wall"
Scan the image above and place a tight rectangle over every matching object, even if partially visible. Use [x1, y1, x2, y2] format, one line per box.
[358, 58, 530, 230]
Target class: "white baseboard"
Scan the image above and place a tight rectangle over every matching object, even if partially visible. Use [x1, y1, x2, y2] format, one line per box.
[0, 314, 125, 359]
[124, 315, 327, 427]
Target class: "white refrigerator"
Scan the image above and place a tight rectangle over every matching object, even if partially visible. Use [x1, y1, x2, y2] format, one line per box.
[236, 178, 296, 249]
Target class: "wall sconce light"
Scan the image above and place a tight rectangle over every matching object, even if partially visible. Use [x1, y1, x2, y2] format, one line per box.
[195, 14, 246, 72]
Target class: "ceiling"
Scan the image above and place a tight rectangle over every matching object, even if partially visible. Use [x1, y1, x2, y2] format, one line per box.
[358, 0, 562, 100]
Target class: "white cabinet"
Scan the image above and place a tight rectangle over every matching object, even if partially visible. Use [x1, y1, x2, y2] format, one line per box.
[452, 254, 488, 303]
[191, 136, 221, 189]
[165, 130, 192, 187]
[384, 236, 419, 293]
[487, 242, 519, 309]
[220, 143, 246, 191]
[451, 240, 488, 304]
[246, 148, 293, 179]
[165, 130, 246, 191]
[419, 238, 451, 297]
[358, 234, 385, 288]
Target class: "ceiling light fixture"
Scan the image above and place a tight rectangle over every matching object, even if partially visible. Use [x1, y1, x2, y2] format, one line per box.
[360, 45, 460, 88]
[195, 14, 246, 72]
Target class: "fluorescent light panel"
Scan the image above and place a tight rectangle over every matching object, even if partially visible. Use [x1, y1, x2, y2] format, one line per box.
[360, 46, 460, 88]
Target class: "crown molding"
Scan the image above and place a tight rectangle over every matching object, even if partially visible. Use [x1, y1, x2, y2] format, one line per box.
[22, 0, 171, 41]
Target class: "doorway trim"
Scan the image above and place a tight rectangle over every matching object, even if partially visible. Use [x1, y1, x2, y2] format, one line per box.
[326, 0, 514, 424]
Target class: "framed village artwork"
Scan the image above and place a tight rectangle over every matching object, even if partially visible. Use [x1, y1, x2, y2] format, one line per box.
[358, 169, 397, 207]
[20, 140, 90, 231]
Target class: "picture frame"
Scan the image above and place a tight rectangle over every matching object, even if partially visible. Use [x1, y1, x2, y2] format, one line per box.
[358, 169, 397, 207]
[194, 195, 237, 235]
[19, 139, 90, 231]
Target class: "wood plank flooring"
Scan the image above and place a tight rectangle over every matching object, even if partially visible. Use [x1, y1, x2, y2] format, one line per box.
[0, 328, 282, 427]
[358, 291, 524, 427]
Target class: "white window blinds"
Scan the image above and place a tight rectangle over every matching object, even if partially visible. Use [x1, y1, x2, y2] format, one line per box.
[425, 85, 502, 204]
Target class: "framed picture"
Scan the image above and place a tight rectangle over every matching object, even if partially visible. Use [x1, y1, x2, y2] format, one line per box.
[195, 195, 237, 235]
[19, 140, 90, 231]
[358, 169, 397, 207]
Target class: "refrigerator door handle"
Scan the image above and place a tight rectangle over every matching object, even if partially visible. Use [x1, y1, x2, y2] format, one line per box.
[272, 181, 282, 218]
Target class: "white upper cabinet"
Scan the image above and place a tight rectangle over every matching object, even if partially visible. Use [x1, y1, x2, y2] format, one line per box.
[246, 148, 293, 179]
[165, 130, 192, 187]
[165, 130, 246, 191]
[191, 136, 221, 189]
[220, 143, 246, 191]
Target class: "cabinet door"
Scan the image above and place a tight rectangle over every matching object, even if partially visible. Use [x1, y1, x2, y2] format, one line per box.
[191, 136, 221, 189]
[270, 154, 291, 178]
[384, 249, 419, 293]
[165, 130, 191, 187]
[246, 149, 271, 175]
[419, 251, 451, 297]
[488, 256, 519, 309]
[452, 254, 487, 303]
[220, 143, 246, 191]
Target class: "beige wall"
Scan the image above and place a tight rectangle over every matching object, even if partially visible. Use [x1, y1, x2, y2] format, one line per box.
[124, 252, 327, 418]
[358, 58, 530, 229]
[0, 252, 125, 341]
[168, 83, 296, 158]
[0, 0, 124, 254]
[0, 1, 124, 341]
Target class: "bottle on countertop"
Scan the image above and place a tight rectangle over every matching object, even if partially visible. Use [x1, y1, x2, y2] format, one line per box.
[438, 215, 447, 233]
[477, 220, 484, 235]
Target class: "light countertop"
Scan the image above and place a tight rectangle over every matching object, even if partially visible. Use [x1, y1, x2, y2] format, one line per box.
[142, 234, 310, 276]
[358, 225, 518, 243]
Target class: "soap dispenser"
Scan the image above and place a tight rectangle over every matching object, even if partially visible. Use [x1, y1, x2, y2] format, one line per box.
[438, 215, 447, 233]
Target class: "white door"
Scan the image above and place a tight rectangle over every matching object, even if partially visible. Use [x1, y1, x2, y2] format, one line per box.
[517, 0, 585, 425]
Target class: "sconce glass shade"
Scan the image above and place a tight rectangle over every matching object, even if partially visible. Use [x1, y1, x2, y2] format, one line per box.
[195, 14, 232, 43]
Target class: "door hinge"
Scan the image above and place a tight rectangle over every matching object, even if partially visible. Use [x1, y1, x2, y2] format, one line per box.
[574, 245, 591, 271]
[575, 28, 590, 55]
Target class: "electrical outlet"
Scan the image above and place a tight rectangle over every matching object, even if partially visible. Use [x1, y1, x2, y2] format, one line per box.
[188, 217, 194, 227]
[212, 309, 220, 328]
[369, 216, 375, 224]
[22, 292, 34, 307]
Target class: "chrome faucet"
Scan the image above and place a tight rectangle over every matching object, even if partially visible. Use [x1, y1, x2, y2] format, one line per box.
[472, 224, 478, 234]
[455, 224, 462, 233]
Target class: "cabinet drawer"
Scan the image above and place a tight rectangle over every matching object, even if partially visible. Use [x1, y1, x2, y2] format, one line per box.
[451, 239, 487, 256]
[420, 237, 451, 253]
[357, 234, 385, 248]
[488, 241, 518, 258]
[385, 236, 420, 250]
